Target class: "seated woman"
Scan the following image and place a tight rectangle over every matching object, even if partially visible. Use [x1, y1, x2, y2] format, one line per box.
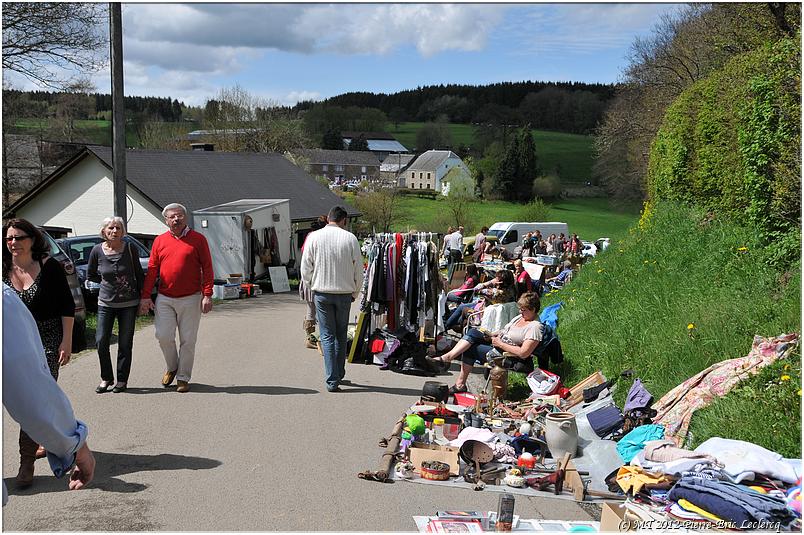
[443, 269, 515, 332]
[447, 264, 481, 304]
[429, 292, 543, 394]
[513, 260, 533, 298]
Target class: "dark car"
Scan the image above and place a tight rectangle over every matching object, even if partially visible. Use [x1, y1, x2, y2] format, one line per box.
[56, 235, 151, 311]
[40, 230, 87, 353]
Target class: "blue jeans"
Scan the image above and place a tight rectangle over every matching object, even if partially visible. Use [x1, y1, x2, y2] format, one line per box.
[445, 301, 478, 330]
[313, 292, 352, 389]
[96, 305, 138, 383]
[459, 328, 493, 365]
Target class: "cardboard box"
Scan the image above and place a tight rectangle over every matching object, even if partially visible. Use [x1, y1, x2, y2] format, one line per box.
[599, 502, 637, 532]
[409, 442, 460, 476]
[213, 283, 241, 300]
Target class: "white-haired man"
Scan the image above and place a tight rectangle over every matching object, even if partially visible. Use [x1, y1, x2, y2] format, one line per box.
[139, 203, 214, 393]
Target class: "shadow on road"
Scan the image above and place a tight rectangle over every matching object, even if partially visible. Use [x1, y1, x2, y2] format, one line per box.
[4, 450, 221, 496]
[337, 382, 423, 396]
[125, 384, 319, 395]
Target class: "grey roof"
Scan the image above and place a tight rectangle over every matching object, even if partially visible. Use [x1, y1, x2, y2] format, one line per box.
[296, 149, 379, 166]
[380, 153, 415, 172]
[363, 139, 409, 152]
[341, 131, 397, 140]
[407, 150, 461, 172]
[82, 146, 358, 221]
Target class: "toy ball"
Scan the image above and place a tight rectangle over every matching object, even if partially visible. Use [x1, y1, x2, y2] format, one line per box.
[405, 414, 426, 436]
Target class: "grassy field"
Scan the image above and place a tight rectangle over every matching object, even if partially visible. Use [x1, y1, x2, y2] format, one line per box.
[13, 118, 141, 147]
[390, 122, 595, 183]
[539, 202, 801, 457]
[385, 196, 639, 240]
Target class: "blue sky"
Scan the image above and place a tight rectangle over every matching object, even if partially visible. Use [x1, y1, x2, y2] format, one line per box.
[7, 3, 682, 107]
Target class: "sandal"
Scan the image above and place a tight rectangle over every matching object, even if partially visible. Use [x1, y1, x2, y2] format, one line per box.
[449, 384, 468, 395]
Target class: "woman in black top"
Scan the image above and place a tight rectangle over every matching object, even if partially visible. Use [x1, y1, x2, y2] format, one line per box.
[87, 217, 144, 394]
[3, 218, 75, 488]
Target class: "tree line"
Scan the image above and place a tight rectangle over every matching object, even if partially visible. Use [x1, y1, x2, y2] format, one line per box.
[3, 89, 188, 122]
[296, 80, 615, 135]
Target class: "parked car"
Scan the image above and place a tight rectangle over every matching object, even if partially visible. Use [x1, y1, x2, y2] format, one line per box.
[581, 241, 597, 258]
[56, 235, 151, 311]
[594, 237, 611, 253]
[40, 230, 87, 352]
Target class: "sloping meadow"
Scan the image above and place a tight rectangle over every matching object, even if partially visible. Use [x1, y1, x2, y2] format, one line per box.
[544, 201, 801, 456]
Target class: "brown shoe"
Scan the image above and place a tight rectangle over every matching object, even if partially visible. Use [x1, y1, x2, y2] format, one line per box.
[162, 369, 177, 387]
[17, 431, 37, 488]
[176, 380, 190, 393]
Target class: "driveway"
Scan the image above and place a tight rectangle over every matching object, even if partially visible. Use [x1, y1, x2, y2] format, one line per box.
[3, 293, 596, 531]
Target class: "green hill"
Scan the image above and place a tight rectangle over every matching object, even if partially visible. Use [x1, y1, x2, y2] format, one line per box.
[542, 202, 801, 457]
[390, 122, 594, 183]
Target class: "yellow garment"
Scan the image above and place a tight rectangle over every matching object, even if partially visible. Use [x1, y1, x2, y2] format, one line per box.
[677, 499, 724, 522]
[615, 465, 672, 495]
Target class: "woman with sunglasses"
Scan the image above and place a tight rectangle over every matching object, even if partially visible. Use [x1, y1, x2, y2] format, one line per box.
[428, 292, 543, 394]
[3, 218, 75, 488]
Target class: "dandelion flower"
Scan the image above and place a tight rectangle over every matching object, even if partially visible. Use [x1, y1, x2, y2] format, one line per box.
[798, 389, 802, 396]
[597, 269, 604, 273]
[687, 323, 695, 330]
[784, 364, 790, 370]
[737, 246, 748, 252]
[781, 375, 791, 381]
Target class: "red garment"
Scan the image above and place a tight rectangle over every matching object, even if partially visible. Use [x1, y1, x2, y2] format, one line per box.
[454, 275, 479, 295]
[141, 229, 214, 298]
[516, 270, 533, 292]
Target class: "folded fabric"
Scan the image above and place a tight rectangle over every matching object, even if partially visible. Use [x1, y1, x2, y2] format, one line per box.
[631, 450, 717, 477]
[667, 475, 797, 529]
[678, 498, 724, 522]
[644, 439, 717, 464]
[694, 437, 800, 484]
[616, 424, 665, 463]
[616, 465, 674, 495]
[448, 426, 496, 448]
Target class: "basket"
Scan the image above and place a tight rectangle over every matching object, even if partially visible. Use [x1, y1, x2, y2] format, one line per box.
[420, 461, 451, 481]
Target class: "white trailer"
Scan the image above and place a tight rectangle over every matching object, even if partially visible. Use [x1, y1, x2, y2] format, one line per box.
[192, 199, 291, 282]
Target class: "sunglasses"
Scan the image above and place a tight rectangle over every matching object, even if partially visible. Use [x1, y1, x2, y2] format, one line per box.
[5, 235, 30, 243]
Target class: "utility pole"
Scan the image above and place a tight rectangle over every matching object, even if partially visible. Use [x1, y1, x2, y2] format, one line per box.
[110, 3, 127, 221]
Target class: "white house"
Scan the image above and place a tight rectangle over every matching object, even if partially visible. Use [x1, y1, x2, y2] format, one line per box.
[8, 145, 360, 267]
[403, 150, 469, 195]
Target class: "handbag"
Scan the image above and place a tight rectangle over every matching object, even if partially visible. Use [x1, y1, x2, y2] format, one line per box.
[526, 368, 561, 396]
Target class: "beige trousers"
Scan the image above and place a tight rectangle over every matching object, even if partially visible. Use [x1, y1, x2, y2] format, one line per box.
[154, 293, 202, 382]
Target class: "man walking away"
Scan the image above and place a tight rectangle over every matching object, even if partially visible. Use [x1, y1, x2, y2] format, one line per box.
[139, 203, 214, 393]
[445, 226, 464, 284]
[300, 206, 363, 392]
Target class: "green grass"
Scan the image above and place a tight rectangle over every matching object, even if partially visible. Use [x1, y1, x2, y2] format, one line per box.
[11, 118, 198, 147]
[541, 201, 801, 457]
[83, 310, 154, 351]
[385, 196, 639, 240]
[389, 122, 595, 182]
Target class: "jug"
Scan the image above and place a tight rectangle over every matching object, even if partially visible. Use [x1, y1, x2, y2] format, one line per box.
[544, 412, 578, 459]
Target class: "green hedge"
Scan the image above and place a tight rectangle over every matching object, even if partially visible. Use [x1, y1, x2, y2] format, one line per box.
[647, 37, 801, 267]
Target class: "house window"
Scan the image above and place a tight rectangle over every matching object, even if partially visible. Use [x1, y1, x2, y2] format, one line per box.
[335, 165, 344, 172]
[426, 183, 430, 189]
[419, 172, 423, 179]
[427, 172, 431, 180]
[411, 171, 415, 179]
[322, 165, 328, 172]
[361, 166, 366, 173]
[361, 174, 367, 180]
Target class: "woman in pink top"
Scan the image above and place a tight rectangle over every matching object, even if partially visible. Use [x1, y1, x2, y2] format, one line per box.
[447, 264, 480, 304]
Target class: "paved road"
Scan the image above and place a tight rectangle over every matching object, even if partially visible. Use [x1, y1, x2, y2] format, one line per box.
[3, 293, 595, 531]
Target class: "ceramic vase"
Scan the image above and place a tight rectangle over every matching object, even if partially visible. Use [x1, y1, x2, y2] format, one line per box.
[544, 412, 578, 459]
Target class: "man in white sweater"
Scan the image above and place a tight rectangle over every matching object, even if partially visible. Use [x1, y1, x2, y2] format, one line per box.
[300, 206, 363, 392]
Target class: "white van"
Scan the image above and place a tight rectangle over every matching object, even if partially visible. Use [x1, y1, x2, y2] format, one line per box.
[488, 222, 570, 255]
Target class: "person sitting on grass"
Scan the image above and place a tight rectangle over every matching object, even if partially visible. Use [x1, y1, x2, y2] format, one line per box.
[428, 292, 543, 394]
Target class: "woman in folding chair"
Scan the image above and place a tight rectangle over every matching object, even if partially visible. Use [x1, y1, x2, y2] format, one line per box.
[428, 292, 543, 394]
[446, 264, 481, 305]
[442, 269, 515, 334]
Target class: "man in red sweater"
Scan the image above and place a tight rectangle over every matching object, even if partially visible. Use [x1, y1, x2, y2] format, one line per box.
[138, 203, 214, 393]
